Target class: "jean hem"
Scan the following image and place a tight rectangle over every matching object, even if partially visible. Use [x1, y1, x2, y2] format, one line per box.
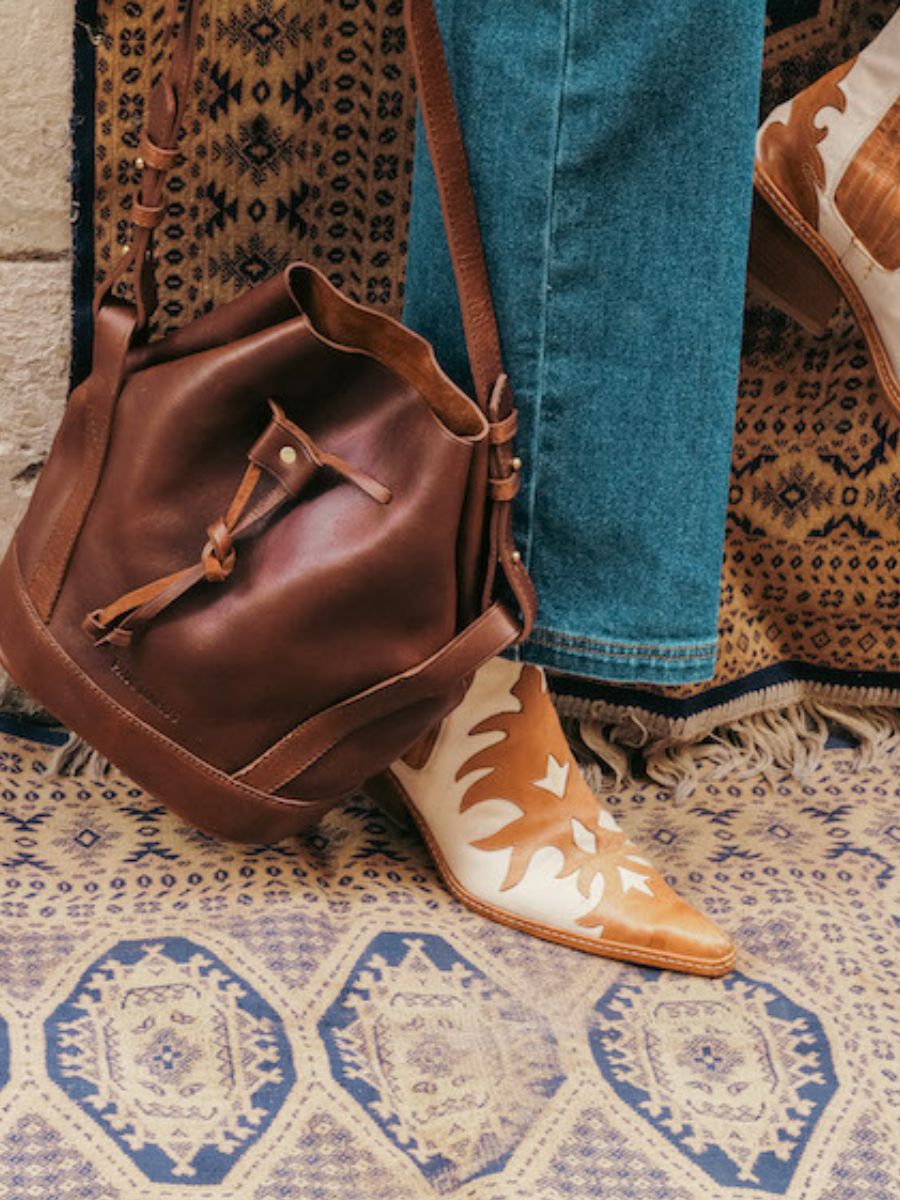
[518, 626, 718, 686]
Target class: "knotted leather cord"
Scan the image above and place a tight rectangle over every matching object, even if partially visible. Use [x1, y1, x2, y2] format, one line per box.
[85, 402, 393, 646]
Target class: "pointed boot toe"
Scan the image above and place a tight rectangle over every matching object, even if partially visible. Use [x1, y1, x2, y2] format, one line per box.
[594, 885, 737, 976]
[379, 656, 736, 976]
[659, 909, 736, 976]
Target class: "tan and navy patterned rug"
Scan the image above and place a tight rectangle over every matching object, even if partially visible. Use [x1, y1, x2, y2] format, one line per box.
[0, 714, 895, 1198]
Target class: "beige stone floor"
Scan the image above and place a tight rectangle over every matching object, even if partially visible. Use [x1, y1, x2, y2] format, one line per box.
[0, 1, 72, 551]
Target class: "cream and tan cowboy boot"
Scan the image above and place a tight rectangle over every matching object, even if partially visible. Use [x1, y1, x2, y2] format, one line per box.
[752, 9, 900, 413]
[370, 657, 736, 976]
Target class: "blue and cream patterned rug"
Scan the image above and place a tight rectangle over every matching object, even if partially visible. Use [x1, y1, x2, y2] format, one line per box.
[0, 717, 895, 1198]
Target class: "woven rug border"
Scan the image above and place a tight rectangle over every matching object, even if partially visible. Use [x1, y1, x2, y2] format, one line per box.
[552, 659, 900, 727]
[71, 0, 97, 390]
[554, 671, 900, 743]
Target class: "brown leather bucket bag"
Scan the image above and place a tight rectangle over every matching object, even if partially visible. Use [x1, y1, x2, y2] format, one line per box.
[0, 0, 535, 842]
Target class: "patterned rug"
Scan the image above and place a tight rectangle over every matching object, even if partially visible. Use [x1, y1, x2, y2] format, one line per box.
[0, 5, 888, 1196]
[67, 0, 900, 800]
[0, 716, 895, 1198]
[75, 0, 417, 356]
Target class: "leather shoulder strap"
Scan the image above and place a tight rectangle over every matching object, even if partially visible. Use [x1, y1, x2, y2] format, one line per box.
[235, 601, 521, 793]
[94, 0, 201, 335]
[96, 0, 504, 409]
[404, 0, 503, 404]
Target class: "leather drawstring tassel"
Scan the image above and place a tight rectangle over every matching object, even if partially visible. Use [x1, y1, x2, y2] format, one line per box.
[84, 401, 391, 647]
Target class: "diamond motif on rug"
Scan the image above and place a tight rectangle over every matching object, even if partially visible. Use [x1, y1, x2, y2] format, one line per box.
[319, 932, 565, 1193]
[0, 1113, 118, 1200]
[590, 971, 837, 1192]
[216, 1, 306, 66]
[45, 937, 295, 1183]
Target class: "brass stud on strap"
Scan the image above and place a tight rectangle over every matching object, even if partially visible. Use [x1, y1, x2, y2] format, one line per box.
[135, 155, 145, 171]
[511, 456, 523, 471]
[279, 445, 298, 465]
[511, 549, 522, 563]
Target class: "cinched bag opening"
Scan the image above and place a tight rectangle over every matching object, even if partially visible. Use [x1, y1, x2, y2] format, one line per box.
[286, 264, 486, 440]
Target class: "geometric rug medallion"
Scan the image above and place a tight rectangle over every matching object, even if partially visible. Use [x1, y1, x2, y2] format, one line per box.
[0, 718, 894, 1198]
[591, 971, 838, 1193]
[320, 931, 565, 1193]
[45, 937, 295, 1184]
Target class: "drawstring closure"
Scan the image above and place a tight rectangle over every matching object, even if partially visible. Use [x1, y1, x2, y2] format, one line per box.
[84, 399, 392, 647]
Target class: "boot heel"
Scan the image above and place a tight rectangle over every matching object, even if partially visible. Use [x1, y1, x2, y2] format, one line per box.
[747, 184, 841, 336]
[362, 771, 414, 830]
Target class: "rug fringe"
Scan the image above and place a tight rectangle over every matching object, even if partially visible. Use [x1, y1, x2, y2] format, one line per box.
[0, 675, 50, 722]
[47, 734, 111, 782]
[1, 671, 110, 780]
[575, 698, 900, 801]
[6, 670, 900, 794]
[573, 721, 631, 791]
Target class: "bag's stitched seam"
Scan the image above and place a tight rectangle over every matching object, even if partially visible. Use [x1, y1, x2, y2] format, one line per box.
[10, 544, 317, 814]
[110, 652, 180, 726]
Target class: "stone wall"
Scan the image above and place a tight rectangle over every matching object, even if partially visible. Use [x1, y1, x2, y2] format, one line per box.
[0, 1, 73, 552]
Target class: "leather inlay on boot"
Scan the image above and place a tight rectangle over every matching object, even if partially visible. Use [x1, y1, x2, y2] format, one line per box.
[751, 10, 900, 413]
[758, 60, 855, 229]
[835, 98, 900, 270]
[378, 657, 736, 976]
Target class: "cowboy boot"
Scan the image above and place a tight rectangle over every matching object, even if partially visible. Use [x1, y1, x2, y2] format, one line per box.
[752, 10, 900, 413]
[368, 657, 736, 976]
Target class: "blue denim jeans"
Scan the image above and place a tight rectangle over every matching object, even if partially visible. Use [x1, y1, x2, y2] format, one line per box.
[404, 0, 766, 684]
